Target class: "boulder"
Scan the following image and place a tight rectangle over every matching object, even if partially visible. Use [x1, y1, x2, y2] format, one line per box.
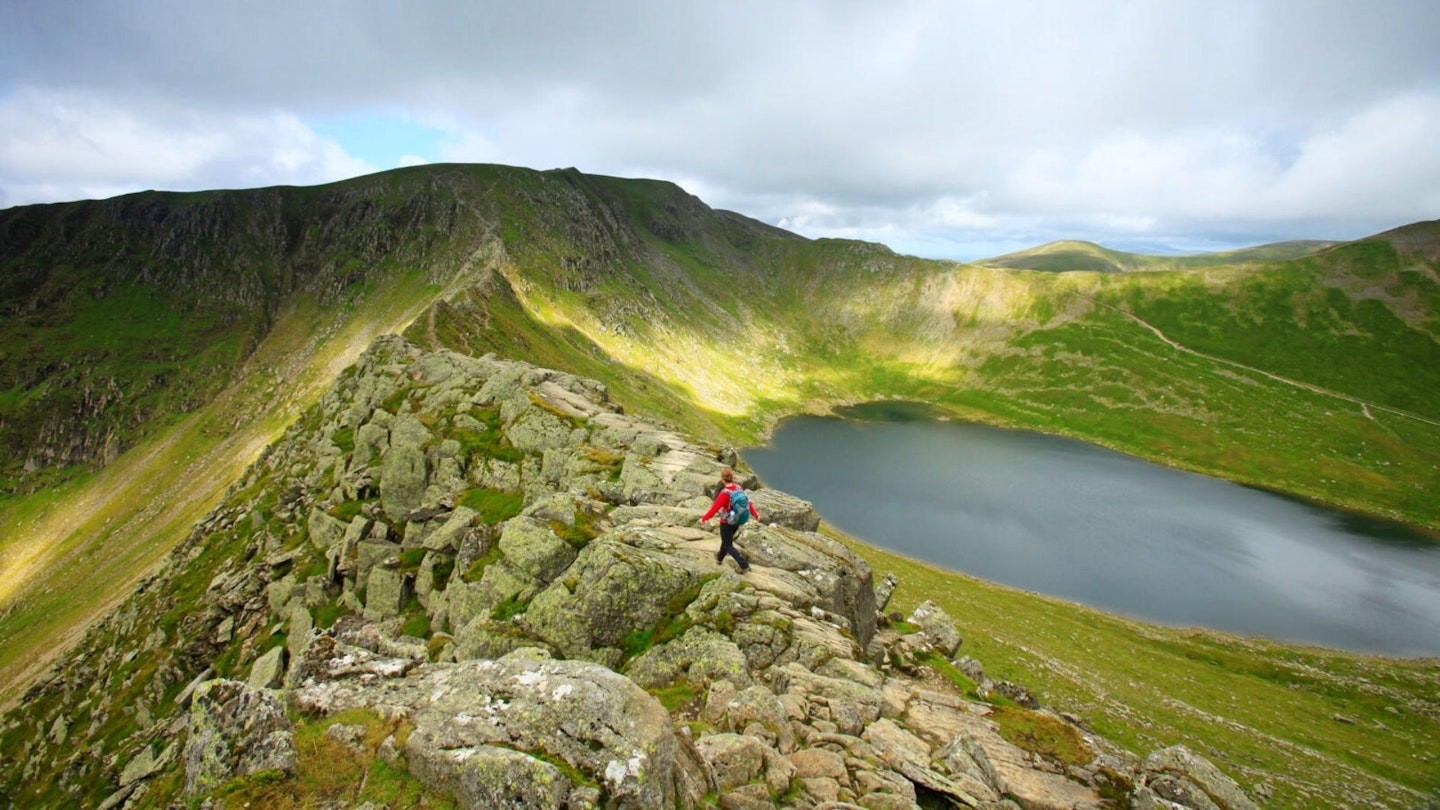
[291, 643, 711, 809]
[908, 600, 963, 657]
[247, 645, 286, 690]
[497, 516, 578, 582]
[1143, 746, 1259, 810]
[696, 733, 768, 792]
[380, 415, 433, 519]
[748, 489, 820, 532]
[183, 680, 296, 797]
[520, 534, 708, 659]
[424, 506, 478, 552]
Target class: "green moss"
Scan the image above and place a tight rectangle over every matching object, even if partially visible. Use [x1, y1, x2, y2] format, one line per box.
[650, 681, 700, 713]
[463, 545, 503, 583]
[397, 548, 427, 571]
[193, 708, 455, 809]
[549, 511, 602, 549]
[916, 651, 980, 697]
[310, 601, 350, 630]
[331, 426, 356, 454]
[620, 573, 721, 664]
[991, 704, 1094, 767]
[400, 612, 431, 639]
[458, 488, 524, 524]
[490, 593, 529, 621]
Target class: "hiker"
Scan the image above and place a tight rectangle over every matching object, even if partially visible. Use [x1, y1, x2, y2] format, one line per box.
[701, 468, 760, 573]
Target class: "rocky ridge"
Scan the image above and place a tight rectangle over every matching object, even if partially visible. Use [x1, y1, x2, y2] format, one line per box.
[1, 337, 1260, 809]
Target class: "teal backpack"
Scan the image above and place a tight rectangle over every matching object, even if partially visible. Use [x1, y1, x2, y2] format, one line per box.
[725, 487, 751, 526]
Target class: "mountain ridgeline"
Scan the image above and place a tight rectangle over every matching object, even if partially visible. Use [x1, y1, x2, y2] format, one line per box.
[1, 165, 1439, 808]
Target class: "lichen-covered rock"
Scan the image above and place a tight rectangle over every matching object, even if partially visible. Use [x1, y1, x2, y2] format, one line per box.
[908, 599, 963, 657]
[291, 644, 711, 808]
[184, 680, 296, 797]
[747, 489, 820, 532]
[497, 516, 578, 582]
[10, 339, 1265, 810]
[1143, 746, 1260, 810]
[520, 533, 708, 659]
[247, 645, 286, 689]
[380, 414, 433, 519]
[625, 625, 751, 690]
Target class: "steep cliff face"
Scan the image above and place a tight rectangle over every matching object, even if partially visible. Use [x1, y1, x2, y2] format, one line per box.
[0, 338, 1259, 809]
[0, 173, 470, 489]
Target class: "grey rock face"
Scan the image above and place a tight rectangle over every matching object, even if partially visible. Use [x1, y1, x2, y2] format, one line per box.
[1143, 746, 1261, 810]
[908, 599, 964, 657]
[292, 643, 710, 808]
[184, 680, 296, 797]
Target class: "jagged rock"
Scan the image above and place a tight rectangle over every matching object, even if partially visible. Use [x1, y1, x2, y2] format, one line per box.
[626, 625, 752, 691]
[748, 489, 821, 532]
[8, 339, 1284, 810]
[425, 506, 478, 552]
[363, 566, 409, 620]
[520, 532, 710, 660]
[498, 516, 579, 582]
[907, 600, 963, 657]
[735, 527, 876, 648]
[863, 717, 990, 807]
[772, 662, 882, 736]
[414, 743, 574, 808]
[307, 508, 348, 551]
[697, 732, 768, 792]
[119, 742, 173, 787]
[291, 645, 711, 808]
[247, 645, 287, 690]
[874, 572, 899, 612]
[705, 682, 795, 753]
[183, 679, 296, 797]
[1143, 746, 1259, 810]
[380, 414, 433, 519]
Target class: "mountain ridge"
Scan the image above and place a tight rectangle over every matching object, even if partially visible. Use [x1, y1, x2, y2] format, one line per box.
[974, 238, 1342, 273]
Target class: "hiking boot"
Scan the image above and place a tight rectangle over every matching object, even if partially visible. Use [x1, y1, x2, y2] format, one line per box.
[738, 565, 751, 574]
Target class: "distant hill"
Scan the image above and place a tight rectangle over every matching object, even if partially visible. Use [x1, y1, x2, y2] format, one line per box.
[975, 238, 1338, 273]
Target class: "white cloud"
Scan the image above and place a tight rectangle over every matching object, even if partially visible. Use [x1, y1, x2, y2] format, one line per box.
[0, 89, 373, 207]
[1273, 93, 1440, 220]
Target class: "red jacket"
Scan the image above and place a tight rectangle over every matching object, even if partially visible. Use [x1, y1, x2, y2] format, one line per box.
[702, 484, 760, 523]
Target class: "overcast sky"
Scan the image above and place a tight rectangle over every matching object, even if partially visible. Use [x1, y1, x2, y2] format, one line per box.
[2, 1, 1438, 260]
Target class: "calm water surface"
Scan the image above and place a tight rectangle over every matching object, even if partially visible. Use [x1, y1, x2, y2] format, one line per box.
[742, 406, 1440, 656]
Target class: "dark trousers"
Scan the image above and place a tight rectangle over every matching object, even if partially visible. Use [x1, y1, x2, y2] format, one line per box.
[717, 522, 750, 569]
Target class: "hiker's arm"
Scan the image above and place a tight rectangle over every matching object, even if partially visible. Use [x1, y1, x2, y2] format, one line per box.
[700, 490, 729, 522]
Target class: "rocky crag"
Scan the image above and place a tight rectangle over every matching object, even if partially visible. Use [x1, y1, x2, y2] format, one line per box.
[0, 337, 1259, 809]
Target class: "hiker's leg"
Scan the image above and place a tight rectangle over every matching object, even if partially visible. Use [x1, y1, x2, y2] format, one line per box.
[718, 523, 738, 564]
[730, 542, 750, 570]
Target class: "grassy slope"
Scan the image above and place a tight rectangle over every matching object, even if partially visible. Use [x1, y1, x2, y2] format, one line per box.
[0, 168, 1436, 807]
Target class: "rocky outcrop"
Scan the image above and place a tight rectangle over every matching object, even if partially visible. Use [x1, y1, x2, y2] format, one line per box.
[1, 338, 1263, 809]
